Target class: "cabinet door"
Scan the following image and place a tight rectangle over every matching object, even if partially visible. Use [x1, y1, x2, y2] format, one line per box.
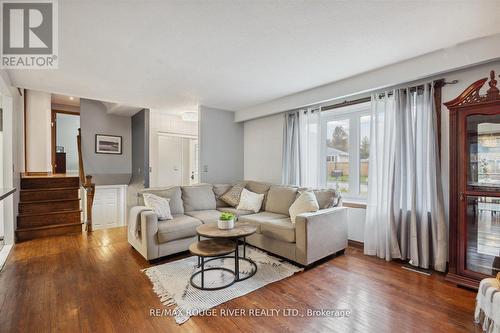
[460, 111, 500, 279]
[92, 188, 119, 229]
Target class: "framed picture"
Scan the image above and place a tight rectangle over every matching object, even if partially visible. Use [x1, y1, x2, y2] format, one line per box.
[95, 134, 122, 154]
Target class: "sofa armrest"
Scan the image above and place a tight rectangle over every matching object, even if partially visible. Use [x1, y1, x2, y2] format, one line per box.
[127, 206, 160, 260]
[295, 207, 348, 266]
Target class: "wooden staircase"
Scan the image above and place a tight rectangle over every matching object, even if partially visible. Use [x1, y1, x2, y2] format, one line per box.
[16, 175, 83, 241]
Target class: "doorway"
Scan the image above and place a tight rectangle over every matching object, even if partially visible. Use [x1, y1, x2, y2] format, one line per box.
[51, 110, 80, 174]
[152, 133, 198, 187]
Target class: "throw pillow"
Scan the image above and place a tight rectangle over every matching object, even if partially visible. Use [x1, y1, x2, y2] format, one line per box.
[312, 189, 340, 209]
[143, 193, 173, 221]
[289, 190, 319, 224]
[220, 183, 244, 207]
[237, 188, 264, 213]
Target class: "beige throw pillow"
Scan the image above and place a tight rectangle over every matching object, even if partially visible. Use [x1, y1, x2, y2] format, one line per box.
[220, 183, 244, 207]
[143, 193, 173, 221]
[289, 191, 319, 224]
[237, 189, 264, 213]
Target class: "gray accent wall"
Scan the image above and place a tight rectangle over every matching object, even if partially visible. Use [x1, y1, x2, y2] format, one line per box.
[131, 109, 150, 188]
[199, 106, 243, 184]
[80, 98, 132, 185]
[128, 109, 150, 208]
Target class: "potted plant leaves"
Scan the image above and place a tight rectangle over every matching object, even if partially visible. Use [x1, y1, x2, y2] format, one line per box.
[217, 212, 236, 230]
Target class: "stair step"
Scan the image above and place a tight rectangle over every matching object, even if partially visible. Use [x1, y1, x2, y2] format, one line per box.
[21, 177, 79, 190]
[16, 223, 83, 242]
[20, 187, 80, 201]
[17, 210, 82, 229]
[19, 199, 80, 214]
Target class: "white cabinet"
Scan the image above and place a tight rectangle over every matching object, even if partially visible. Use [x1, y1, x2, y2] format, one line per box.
[87, 185, 127, 230]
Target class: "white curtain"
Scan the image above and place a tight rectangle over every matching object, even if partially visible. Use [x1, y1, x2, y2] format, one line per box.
[282, 108, 321, 187]
[299, 108, 321, 188]
[364, 83, 447, 272]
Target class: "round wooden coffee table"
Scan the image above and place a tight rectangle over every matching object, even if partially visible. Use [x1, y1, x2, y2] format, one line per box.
[195, 222, 258, 283]
[188, 239, 237, 290]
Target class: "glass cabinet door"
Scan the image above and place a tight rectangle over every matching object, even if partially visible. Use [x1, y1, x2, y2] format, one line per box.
[467, 114, 500, 190]
[466, 196, 500, 276]
[465, 113, 500, 277]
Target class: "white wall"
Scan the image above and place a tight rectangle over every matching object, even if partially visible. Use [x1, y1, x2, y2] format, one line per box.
[150, 110, 198, 137]
[0, 70, 23, 246]
[56, 113, 80, 172]
[347, 208, 366, 242]
[199, 105, 244, 184]
[244, 113, 283, 183]
[25, 90, 51, 172]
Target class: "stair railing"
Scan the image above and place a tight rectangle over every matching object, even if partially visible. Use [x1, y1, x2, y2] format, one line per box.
[77, 128, 95, 232]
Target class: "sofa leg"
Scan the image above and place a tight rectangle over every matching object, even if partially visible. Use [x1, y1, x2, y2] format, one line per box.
[337, 249, 346, 256]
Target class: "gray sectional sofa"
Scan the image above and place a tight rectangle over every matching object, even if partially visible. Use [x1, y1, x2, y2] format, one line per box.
[128, 181, 348, 266]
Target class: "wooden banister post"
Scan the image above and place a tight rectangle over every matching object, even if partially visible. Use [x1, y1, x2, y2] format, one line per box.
[77, 128, 96, 233]
[85, 175, 95, 233]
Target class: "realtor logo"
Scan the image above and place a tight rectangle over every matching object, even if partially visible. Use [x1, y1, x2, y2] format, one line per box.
[1, 0, 58, 68]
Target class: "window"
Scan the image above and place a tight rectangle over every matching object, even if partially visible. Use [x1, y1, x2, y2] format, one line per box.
[326, 119, 350, 193]
[321, 102, 371, 200]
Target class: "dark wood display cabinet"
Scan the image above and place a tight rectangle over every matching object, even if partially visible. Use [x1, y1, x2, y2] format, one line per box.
[445, 70, 500, 289]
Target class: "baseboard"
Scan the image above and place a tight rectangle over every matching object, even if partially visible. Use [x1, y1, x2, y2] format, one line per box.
[348, 239, 364, 249]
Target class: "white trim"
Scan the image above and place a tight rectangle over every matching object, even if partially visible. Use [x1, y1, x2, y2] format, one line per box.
[157, 131, 198, 140]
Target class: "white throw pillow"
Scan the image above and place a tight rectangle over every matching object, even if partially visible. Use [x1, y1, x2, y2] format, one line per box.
[289, 191, 319, 224]
[237, 188, 264, 213]
[143, 193, 173, 221]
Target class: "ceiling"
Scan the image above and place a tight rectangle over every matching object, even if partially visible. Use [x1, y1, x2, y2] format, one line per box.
[6, 1, 500, 116]
[51, 93, 79, 107]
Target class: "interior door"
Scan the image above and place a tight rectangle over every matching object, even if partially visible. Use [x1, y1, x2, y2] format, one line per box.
[459, 109, 500, 279]
[156, 135, 183, 186]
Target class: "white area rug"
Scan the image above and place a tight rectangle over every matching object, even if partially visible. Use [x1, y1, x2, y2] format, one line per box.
[143, 246, 303, 324]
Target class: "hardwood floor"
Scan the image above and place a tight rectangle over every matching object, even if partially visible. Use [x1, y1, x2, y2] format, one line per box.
[0, 227, 480, 333]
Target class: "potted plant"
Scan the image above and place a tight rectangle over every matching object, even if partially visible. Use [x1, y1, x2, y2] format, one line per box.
[217, 212, 235, 230]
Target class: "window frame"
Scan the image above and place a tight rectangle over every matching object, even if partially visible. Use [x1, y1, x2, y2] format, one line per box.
[320, 102, 371, 201]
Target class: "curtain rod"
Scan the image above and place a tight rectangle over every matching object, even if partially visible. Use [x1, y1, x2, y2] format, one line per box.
[321, 97, 371, 111]
[320, 78, 459, 111]
[376, 79, 459, 98]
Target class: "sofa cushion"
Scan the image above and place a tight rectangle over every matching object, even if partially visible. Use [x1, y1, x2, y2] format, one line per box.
[220, 183, 244, 207]
[185, 210, 221, 224]
[289, 191, 319, 224]
[238, 211, 288, 233]
[265, 185, 298, 215]
[217, 207, 254, 217]
[313, 189, 340, 209]
[139, 186, 183, 214]
[181, 185, 217, 212]
[157, 214, 202, 243]
[260, 218, 296, 243]
[237, 188, 264, 213]
[142, 193, 172, 220]
[244, 180, 272, 210]
[213, 184, 233, 208]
